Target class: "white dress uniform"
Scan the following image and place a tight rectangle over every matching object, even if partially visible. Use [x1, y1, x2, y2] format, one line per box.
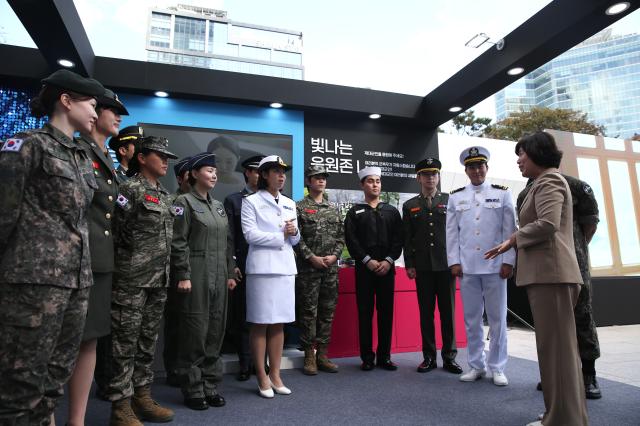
[446, 148, 517, 375]
[241, 189, 300, 324]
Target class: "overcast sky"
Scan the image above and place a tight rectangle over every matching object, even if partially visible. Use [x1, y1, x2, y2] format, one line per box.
[2, 0, 638, 120]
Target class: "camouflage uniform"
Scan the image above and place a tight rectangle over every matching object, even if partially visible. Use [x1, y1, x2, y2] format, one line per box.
[115, 164, 129, 183]
[106, 174, 175, 401]
[295, 190, 345, 349]
[517, 174, 600, 362]
[0, 124, 95, 424]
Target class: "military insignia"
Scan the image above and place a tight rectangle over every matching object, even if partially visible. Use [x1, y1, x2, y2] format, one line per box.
[144, 194, 159, 204]
[410, 207, 421, 213]
[216, 207, 226, 216]
[583, 184, 593, 194]
[469, 147, 479, 156]
[426, 158, 433, 165]
[305, 209, 318, 214]
[116, 194, 129, 208]
[1, 138, 25, 152]
[491, 184, 508, 190]
[450, 186, 465, 194]
[92, 161, 100, 170]
[437, 204, 446, 209]
[277, 156, 288, 168]
[356, 209, 365, 214]
[173, 205, 184, 216]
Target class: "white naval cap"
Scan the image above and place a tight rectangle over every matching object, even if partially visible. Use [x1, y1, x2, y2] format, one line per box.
[459, 145, 490, 166]
[358, 166, 382, 181]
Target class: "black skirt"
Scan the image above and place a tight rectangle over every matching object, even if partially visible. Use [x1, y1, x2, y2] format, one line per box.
[82, 272, 112, 341]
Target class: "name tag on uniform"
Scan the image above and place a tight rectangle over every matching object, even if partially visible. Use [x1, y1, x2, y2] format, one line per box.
[485, 198, 499, 202]
[410, 207, 421, 213]
[283, 205, 294, 211]
[145, 194, 159, 204]
[356, 209, 365, 214]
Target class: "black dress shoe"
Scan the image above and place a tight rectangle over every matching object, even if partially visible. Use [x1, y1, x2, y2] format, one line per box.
[417, 358, 437, 373]
[443, 360, 463, 374]
[236, 369, 251, 382]
[377, 359, 398, 371]
[584, 375, 602, 399]
[361, 360, 375, 371]
[206, 394, 226, 407]
[184, 397, 209, 411]
[536, 381, 542, 391]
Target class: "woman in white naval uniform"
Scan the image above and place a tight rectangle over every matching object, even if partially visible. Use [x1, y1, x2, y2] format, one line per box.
[241, 155, 300, 398]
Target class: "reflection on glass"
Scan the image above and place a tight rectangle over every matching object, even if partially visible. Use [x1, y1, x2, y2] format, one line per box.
[574, 133, 597, 148]
[604, 137, 626, 151]
[608, 160, 640, 265]
[577, 158, 613, 267]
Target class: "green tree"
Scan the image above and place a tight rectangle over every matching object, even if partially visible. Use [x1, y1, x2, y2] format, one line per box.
[452, 110, 493, 136]
[485, 107, 605, 141]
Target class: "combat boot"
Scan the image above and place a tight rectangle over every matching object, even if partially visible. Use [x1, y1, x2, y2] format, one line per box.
[303, 348, 318, 375]
[110, 398, 143, 426]
[132, 385, 175, 423]
[316, 345, 339, 373]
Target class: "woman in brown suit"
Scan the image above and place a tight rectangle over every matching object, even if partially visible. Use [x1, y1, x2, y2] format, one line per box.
[485, 131, 588, 426]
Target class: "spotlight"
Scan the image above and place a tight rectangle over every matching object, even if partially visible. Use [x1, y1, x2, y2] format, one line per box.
[507, 67, 525, 76]
[154, 91, 169, 98]
[449, 106, 462, 113]
[57, 58, 75, 68]
[369, 113, 381, 119]
[606, 2, 630, 15]
[270, 102, 283, 108]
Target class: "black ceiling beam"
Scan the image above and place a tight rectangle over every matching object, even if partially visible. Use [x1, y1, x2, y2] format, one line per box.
[92, 56, 424, 120]
[419, 0, 640, 127]
[8, 0, 95, 76]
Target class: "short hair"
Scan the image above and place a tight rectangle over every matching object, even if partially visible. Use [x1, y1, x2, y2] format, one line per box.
[515, 131, 563, 168]
[257, 165, 281, 190]
[115, 142, 132, 162]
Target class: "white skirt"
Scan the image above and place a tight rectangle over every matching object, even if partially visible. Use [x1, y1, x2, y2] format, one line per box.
[246, 274, 296, 324]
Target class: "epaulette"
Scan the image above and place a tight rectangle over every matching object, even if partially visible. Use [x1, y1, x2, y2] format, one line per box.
[491, 184, 509, 190]
[450, 186, 465, 194]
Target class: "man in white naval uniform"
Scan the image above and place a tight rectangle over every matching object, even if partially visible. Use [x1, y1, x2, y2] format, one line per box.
[446, 146, 516, 386]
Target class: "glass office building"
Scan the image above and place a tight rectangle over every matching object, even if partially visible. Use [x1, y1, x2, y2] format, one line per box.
[146, 4, 303, 80]
[495, 29, 640, 138]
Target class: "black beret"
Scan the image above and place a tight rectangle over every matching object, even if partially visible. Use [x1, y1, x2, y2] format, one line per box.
[41, 69, 105, 97]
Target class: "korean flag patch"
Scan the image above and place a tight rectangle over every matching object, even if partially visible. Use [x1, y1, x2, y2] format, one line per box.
[173, 205, 185, 216]
[1, 138, 25, 152]
[116, 194, 129, 208]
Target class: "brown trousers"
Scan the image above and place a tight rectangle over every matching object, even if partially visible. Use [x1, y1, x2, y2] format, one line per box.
[527, 283, 589, 426]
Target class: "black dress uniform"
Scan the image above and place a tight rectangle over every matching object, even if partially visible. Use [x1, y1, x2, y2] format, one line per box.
[345, 197, 403, 368]
[223, 155, 263, 379]
[402, 158, 461, 373]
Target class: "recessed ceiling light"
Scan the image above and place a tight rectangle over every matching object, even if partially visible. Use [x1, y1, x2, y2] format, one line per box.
[369, 113, 381, 119]
[270, 102, 283, 108]
[57, 58, 75, 68]
[154, 91, 169, 98]
[449, 106, 462, 113]
[606, 2, 630, 15]
[507, 67, 525, 76]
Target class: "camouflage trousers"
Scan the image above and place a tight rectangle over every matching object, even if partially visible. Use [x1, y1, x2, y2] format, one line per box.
[0, 283, 89, 426]
[106, 285, 167, 401]
[295, 271, 339, 348]
[575, 277, 600, 361]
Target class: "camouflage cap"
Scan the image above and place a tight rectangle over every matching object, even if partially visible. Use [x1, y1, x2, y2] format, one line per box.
[305, 164, 329, 178]
[41, 69, 105, 97]
[126, 136, 178, 177]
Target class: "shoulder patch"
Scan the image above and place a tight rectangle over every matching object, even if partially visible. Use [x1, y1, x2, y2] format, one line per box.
[450, 186, 465, 194]
[583, 184, 593, 195]
[491, 184, 509, 190]
[116, 194, 129, 208]
[1, 138, 25, 152]
[172, 205, 184, 216]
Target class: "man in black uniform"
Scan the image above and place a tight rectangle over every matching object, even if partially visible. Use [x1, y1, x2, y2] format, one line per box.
[224, 155, 265, 380]
[109, 126, 143, 182]
[345, 166, 403, 371]
[402, 158, 463, 375]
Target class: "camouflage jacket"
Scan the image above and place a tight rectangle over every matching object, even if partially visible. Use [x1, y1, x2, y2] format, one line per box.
[517, 174, 599, 273]
[295, 194, 345, 274]
[0, 123, 96, 288]
[113, 174, 175, 287]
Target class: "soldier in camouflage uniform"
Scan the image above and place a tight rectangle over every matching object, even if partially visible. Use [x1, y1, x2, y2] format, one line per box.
[163, 155, 192, 387]
[295, 165, 345, 375]
[517, 174, 601, 399]
[0, 70, 104, 425]
[107, 136, 178, 426]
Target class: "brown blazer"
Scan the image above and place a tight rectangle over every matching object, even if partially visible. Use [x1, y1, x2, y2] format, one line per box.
[515, 168, 583, 287]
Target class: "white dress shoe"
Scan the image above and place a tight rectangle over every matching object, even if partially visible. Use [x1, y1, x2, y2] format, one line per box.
[493, 371, 509, 386]
[258, 386, 274, 398]
[270, 380, 292, 395]
[459, 368, 486, 382]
